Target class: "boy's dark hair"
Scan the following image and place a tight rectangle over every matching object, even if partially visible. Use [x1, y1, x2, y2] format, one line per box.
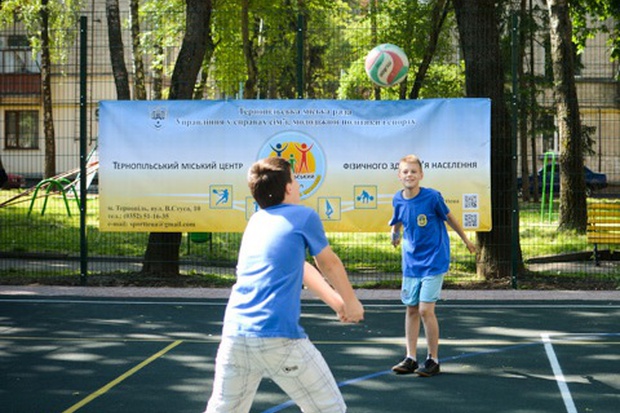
[248, 157, 292, 208]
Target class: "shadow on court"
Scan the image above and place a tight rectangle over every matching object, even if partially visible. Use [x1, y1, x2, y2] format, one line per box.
[0, 296, 618, 413]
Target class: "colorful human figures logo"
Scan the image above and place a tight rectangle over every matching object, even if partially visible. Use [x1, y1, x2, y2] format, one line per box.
[259, 132, 326, 200]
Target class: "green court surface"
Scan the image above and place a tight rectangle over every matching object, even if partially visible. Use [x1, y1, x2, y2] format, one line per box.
[0, 296, 618, 413]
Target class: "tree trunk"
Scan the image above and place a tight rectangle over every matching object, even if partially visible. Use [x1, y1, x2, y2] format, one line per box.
[547, 0, 587, 232]
[152, 44, 164, 100]
[0, 155, 6, 188]
[453, 0, 524, 279]
[106, 0, 131, 100]
[142, 0, 213, 276]
[529, 0, 540, 203]
[368, 0, 381, 100]
[241, 0, 258, 98]
[409, 0, 449, 100]
[167, 0, 212, 100]
[130, 0, 147, 101]
[518, 0, 532, 201]
[41, 0, 56, 179]
[194, 34, 217, 100]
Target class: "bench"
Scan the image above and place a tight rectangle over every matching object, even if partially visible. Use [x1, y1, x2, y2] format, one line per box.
[586, 201, 620, 266]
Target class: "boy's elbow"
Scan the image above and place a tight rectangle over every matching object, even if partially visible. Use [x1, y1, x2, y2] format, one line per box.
[315, 247, 343, 273]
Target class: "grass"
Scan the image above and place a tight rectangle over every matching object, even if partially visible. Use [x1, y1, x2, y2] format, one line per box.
[1, 189, 618, 289]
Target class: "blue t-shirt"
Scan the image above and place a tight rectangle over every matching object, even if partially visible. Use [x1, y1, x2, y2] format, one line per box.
[222, 203, 328, 339]
[388, 187, 450, 278]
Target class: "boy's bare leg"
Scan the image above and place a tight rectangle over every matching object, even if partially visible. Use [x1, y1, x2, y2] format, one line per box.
[419, 301, 439, 359]
[405, 305, 421, 358]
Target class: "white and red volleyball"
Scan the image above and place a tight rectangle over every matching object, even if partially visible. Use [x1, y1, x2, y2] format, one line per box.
[364, 43, 409, 87]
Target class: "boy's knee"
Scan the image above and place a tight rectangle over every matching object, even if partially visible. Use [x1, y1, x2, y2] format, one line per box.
[418, 304, 436, 319]
[406, 305, 420, 316]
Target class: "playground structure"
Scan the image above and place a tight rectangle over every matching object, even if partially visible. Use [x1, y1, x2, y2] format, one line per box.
[0, 149, 98, 217]
[540, 151, 556, 222]
[27, 177, 80, 217]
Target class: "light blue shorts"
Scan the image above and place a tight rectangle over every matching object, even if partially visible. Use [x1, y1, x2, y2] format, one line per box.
[400, 274, 445, 306]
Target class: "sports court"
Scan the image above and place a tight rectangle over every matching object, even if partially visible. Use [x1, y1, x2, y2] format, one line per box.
[0, 288, 618, 413]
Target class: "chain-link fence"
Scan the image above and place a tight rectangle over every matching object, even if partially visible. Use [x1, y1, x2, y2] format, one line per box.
[0, 5, 618, 289]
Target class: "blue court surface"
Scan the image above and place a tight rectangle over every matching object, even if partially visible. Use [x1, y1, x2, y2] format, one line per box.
[0, 294, 618, 413]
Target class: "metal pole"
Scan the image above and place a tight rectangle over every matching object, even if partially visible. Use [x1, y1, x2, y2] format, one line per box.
[79, 16, 88, 285]
[510, 12, 519, 289]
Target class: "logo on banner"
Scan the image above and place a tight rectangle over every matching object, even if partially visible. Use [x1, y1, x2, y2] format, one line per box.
[150, 106, 168, 130]
[258, 131, 326, 200]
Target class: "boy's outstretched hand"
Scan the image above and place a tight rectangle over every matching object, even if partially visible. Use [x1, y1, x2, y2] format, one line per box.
[303, 261, 363, 323]
[464, 239, 477, 254]
[391, 231, 401, 248]
[339, 298, 364, 323]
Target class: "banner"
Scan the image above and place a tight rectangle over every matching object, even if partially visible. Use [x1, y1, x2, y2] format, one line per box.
[99, 99, 491, 232]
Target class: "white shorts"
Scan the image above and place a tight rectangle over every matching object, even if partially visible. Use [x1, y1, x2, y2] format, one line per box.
[400, 274, 445, 306]
[205, 336, 346, 413]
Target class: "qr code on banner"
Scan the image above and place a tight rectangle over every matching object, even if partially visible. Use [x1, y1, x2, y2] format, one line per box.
[463, 193, 479, 210]
[463, 213, 479, 229]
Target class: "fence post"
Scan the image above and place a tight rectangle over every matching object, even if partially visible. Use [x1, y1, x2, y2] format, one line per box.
[79, 16, 88, 286]
[510, 12, 519, 289]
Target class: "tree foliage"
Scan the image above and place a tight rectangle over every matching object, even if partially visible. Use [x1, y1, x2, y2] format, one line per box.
[571, 0, 620, 64]
[0, 0, 84, 65]
[0, 0, 85, 177]
[138, 0, 184, 99]
[7, 1, 607, 278]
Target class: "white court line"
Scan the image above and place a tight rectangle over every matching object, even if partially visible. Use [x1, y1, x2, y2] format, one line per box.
[1, 298, 619, 309]
[541, 333, 578, 413]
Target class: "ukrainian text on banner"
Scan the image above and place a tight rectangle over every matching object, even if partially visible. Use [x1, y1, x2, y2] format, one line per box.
[98, 99, 491, 232]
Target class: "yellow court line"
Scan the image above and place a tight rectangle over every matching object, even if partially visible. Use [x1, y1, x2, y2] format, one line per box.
[62, 340, 183, 413]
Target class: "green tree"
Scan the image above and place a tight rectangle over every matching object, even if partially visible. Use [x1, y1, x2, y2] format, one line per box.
[106, 0, 130, 100]
[139, 0, 185, 99]
[142, 0, 215, 276]
[571, 0, 620, 65]
[0, 0, 85, 178]
[547, 0, 587, 232]
[130, 0, 147, 100]
[104, 0, 213, 275]
[453, 0, 524, 279]
[338, 0, 461, 100]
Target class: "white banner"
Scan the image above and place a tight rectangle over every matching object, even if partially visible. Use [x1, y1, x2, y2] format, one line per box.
[99, 99, 491, 232]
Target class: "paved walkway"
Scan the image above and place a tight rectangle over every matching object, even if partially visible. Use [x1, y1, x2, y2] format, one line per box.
[1, 285, 618, 301]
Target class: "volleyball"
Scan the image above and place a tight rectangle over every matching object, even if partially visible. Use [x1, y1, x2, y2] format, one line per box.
[364, 44, 409, 87]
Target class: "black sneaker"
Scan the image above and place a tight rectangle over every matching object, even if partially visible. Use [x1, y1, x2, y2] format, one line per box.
[415, 358, 440, 377]
[392, 357, 418, 374]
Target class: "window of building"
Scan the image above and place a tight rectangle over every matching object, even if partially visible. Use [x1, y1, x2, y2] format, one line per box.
[5, 110, 39, 149]
[0, 34, 40, 73]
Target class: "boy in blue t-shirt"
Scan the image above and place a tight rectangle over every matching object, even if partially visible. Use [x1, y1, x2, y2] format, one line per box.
[389, 154, 476, 376]
[204, 157, 364, 413]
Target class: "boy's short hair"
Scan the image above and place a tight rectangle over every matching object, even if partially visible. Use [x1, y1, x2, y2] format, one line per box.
[248, 157, 293, 208]
[399, 154, 423, 171]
